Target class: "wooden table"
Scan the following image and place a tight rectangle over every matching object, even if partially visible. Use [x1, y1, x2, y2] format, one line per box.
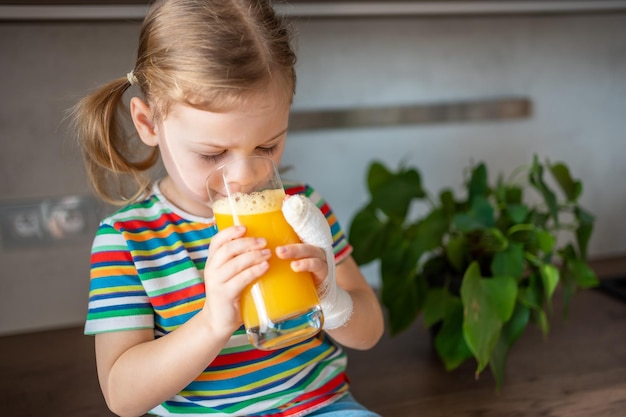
[346, 287, 626, 416]
[0, 288, 624, 417]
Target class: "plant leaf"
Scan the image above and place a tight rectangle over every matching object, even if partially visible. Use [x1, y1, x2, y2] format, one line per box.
[489, 303, 530, 389]
[380, 242, 422, 335]
[539, 264, 560, 310]
[468, 163, 488, 203]
[519, 273, 551, 336]
[440, 189, 456, 218]
[574, 206, 594, 259]
[434, 299, 473, 371]
[491, 243, 524, 278]
[549, 162, 582, 202]
[461, 262, 518, 376]
[411, 208, 449, 254]
[453, 196, 495, 231]
[348, 207, 387, 265]
[446, 235, 467, 273]
[368, 162, 425, 221]
[529, 155, 559, 226]
[422, 288, 447, 326]
[518, 281, 541, 311]
[506, 204, 528, 223]
[507, 223, 535, 239]
[505, 185, 523, 205]
[536, 229, 556, 254]
[367, 161, 393, 195]
[566, 259, 599, 289]
[478, 228, 508, 253]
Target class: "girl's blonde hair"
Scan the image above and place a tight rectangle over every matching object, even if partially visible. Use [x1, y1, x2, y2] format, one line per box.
[71, 0, 297, 205]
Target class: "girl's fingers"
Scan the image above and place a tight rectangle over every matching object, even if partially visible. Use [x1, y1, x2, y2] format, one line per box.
[208, 227, 268, 268]
[210, 225, 247, 246]
[290, 258, 327, 286]
[205, 228, 271, 291]
[202, 226, 273, 331]
[219, 249, 271, 283]
[213, 258, 270, 300]
[275, 243, 325, 261]
[232, 260, 270, 290]
[276, 243, 328, 285]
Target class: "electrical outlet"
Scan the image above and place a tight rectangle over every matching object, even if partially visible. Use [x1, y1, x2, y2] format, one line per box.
[0, 195, 100, 250]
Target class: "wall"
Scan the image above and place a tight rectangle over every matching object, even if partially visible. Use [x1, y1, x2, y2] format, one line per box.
[1, 12, 625, 335]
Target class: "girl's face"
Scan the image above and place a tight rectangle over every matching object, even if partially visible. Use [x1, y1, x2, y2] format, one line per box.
[133, 89, 290, 218]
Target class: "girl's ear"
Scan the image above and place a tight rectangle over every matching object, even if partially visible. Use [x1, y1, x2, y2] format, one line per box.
[130, 97, 158, 147]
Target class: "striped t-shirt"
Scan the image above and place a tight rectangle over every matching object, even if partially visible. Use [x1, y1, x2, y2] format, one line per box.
[84, 182, 353, 416]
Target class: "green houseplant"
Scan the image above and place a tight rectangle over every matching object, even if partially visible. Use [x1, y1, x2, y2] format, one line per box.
[349, 155, 599, 388]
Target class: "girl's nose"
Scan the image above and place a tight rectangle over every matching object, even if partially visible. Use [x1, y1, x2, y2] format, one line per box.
[225, 157, 268, 193]
[208, 156, 278, 200]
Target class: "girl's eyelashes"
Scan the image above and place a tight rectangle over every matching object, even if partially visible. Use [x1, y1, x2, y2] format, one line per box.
[256, 145, 278, 156]
[199, 145, 278, 163]
[199, 151, 226, 163]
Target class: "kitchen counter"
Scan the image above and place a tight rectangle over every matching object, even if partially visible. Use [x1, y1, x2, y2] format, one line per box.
[346, 287, 626, 416]
[0, 285, 624, 416]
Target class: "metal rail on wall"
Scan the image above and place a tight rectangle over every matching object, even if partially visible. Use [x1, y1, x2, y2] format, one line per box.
[288, 97, 532, 132]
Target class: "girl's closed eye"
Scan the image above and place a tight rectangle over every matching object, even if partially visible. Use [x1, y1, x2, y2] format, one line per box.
[198, 143, 278, 163]
[199, 151, 227, 164]
[256, 145, 278, 156]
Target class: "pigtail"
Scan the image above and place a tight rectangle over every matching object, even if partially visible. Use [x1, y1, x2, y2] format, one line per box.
[71, 77, 159, 205]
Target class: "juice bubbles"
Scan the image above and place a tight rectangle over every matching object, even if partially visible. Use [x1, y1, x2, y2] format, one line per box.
[212, 188, 323, 350]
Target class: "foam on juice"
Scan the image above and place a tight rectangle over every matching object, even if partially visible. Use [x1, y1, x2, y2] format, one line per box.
[212, 188, 285, 216]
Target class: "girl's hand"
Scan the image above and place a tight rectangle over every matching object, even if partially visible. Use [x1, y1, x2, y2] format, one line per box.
[275, 243, 328, 288]
[281, 195, 353, 329]
[201, 225, 271, 335]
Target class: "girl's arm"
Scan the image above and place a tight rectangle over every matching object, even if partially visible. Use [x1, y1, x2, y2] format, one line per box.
[324, 255, 384, 350]
[95, 225, 270, 417]
[95, 312, 230, 417]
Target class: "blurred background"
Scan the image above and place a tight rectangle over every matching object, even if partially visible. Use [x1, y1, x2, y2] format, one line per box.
[1, 1, 625, 336]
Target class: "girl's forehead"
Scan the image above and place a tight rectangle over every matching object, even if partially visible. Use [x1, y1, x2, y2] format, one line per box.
[161, 95, 290, 147]
[188, 77, 293, 112]
[166, 94, 289, 123]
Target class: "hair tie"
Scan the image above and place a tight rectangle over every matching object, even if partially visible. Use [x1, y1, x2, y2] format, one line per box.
[126, 71, 138, 86]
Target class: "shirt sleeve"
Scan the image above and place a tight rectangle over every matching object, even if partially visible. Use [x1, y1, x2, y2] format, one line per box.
[84, 223, 154, 335]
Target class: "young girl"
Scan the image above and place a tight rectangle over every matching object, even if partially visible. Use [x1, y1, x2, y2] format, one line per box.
[72, 0, 384, 416]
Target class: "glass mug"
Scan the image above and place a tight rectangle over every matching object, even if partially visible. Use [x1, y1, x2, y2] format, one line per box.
[207, 156, 323, 350]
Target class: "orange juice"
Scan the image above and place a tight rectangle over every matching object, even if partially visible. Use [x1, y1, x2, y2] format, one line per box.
[212, 188, 322, 347]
